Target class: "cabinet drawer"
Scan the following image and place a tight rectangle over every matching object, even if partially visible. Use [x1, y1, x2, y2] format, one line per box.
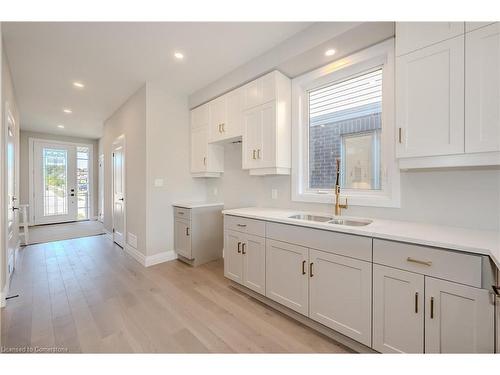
[266, 222, 372, 262]
[174, 206, 191, 220]
[373, 239, 482, 288]
[224, 215, 266, 237]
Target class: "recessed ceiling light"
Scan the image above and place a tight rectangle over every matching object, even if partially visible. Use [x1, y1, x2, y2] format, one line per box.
[73, 81, 85, 88]
[174, 52, 184, 60]
[63, 108, 72, 114]
[57, 124, 65, 129]
[325, 49, 336, 57]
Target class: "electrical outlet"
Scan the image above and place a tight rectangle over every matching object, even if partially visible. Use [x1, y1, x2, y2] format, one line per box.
[271, 189, 278, 200]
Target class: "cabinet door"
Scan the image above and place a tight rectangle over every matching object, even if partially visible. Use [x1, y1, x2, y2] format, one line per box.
[242, 233, 266, 295]
[225, 88, 244, 139]
[465, 22, 500, 153]
[174, 218, 192, 259]
[191, 103, 209, 129]
[224, 230, 243, 283]
[309, 249, 372, 346]
[209, 96, 227, 143]
[396, 22, 464, 56]
[396, 36, 464, 158]
[242, 106, 261, 169]
[373, 265, 425, 353]
[190, 126, 208, 173]
[257, 101, 276, 168]
[265, 239, 309, 315]
[425, 277, 494, 353]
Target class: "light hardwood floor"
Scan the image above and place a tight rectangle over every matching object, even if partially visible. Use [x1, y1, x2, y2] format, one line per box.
[1, 235, 351, 353]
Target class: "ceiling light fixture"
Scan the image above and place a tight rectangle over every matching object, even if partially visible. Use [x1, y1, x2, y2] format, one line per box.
[174, 52, 184, 60]
[73, 81, 85, 88]
[63, 108, 72, 114]
[57, 124, 65, 129]
[325, 49, 336, 57]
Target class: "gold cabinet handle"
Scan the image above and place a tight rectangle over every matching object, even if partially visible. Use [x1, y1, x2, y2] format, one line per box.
[221, 123, 225, 132]
[236, 224, 247, 228]
[257, 149, 261, 159]
[252, 150, 256, 159]
[309, 262, 314, 277]
[407, 257, 432, 267]
[415, 292, 419, 313]
[203, 156, 206, 166]
[241, 243, 246, 255]
[237, 241, 241, 254]
[430, 297, 434, 319]
[398, 127, 402, 143]
[302, 260, 306, 275]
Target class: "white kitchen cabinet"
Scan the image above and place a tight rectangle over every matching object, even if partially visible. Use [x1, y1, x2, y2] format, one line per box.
[396, 36, 465, 158]
[396, 22, 464, 56]
[425, 277, 494, 353]
[190, 104, 224, 177]
[373, 265, 425, 353]
[496, 269, 500, 353]
[265, 239, 309, 315]
[465, 22, 500, 153]
[242, 72, 291, 175]
[208, 88, 244, 143]
[174, 218, 192, 260]
[309, 249, 372, 346]
[243, 72, 276, 110]
[223, 229, 266, 295]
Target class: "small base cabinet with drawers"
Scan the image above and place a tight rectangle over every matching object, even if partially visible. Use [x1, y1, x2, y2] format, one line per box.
[173, 204, 224, 267]
[223, 214, 498, 354]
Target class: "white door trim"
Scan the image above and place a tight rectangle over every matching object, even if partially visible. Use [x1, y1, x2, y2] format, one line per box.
[111, 134, 126, 247]
[28, 137, 94, 225]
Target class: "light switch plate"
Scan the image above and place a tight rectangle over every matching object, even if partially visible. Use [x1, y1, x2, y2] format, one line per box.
[271, 189, 278, 200]
[154, 178, 164, 187]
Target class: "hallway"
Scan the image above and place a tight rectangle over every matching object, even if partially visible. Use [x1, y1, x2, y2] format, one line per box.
[0, 235, 349, 353]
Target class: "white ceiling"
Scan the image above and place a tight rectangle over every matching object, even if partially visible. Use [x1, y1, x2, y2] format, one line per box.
[2, 22, 312, 139]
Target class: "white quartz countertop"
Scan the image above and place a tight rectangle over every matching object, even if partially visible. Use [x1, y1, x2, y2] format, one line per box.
[173, 202, 224, 209]
[222, 207, 500, 269]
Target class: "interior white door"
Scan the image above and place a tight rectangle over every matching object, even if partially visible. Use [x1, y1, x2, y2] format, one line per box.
[33, 141, 77, 224]
[309, 249, 372, 346]
[372, 264, 425, 353]
[6, 108, 19, 281]
[112, 139, 125, 247]
[425, 277, 494, 353]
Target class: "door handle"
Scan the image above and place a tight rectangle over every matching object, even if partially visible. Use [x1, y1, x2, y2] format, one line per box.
[70, 194, 75, 197]
[119, 198, 124, 201]
[12, 207, 19, 211]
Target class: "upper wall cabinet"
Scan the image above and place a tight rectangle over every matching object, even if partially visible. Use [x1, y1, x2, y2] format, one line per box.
[465, 22, 500, 153]
[396, 36, 465, 158]
[396, 22, 464, 56]
[396, 22, 500, 169]
[190, 103, 224, 178]
[242, 71, 291, 175]
[209, 87, 244, 143]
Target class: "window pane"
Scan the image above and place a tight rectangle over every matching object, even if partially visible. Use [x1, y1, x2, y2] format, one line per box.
[43, 148, 68, 216]
[309, 68, 382, 190]
[76, 146, 90, 220]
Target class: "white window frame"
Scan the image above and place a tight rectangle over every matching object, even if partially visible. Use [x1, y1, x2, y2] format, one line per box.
[291, 38, 400, 208]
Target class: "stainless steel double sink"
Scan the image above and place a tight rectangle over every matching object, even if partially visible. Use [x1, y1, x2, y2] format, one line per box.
[288, 214, 372, 227]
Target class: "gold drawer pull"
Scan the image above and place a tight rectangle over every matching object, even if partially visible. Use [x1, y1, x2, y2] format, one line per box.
[406, 257, 432, 266]
[237, 224, 247, 228]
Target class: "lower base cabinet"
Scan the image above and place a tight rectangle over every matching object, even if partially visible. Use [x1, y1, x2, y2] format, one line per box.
[373, 264, 494, 353]
[373, 265, 425, 353]
[174, 218, 192, 259]
[224, 229, 266, 295]
[265, 239, 309, 315]
[309, 249, 372, 347]
[425, 277, 494, 353]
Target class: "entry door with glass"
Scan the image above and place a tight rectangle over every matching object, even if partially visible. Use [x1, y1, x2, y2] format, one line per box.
[32, 140, 91, 225]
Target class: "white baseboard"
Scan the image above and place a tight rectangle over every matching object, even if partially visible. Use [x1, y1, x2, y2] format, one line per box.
[124, 244, 146, 266]
[145, 250, 177, 267]
[103, 230, 113, 241]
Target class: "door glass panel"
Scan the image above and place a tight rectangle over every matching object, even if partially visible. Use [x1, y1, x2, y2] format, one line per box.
[43, 148, 68, 216]
[77, 146, 90, 220]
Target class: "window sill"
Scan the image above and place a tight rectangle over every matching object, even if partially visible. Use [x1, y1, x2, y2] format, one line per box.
[292, 191, 401, 208]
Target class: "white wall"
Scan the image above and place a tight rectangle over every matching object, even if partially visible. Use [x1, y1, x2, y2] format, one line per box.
[145, 81, 206, 256]
[206, 138, 500, 232]
[99, 85, 147, 255]
[19, 131, 99, 218]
